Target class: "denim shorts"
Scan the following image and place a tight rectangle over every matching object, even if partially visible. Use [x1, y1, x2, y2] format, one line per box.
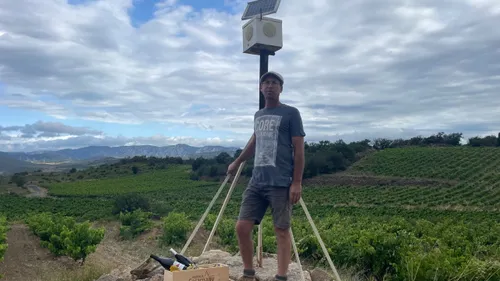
[237, 184, 292, 229]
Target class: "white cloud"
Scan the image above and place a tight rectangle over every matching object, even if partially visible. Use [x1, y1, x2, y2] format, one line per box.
[0, 0, 499, 152]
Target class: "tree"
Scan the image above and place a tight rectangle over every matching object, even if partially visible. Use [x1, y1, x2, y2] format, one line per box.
[373, 138, 392, 150]
[11, 174, 26, 187]
[112, 193, 150, 215]
[131, 166, 139, 174]
[468, 135, 497, 147]
[215, 152, 232, 165]
[233, 149, 243, 159]
[191, 157, 206, 171]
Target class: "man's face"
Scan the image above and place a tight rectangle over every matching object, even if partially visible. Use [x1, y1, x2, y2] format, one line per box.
[260, 76, 282, 100]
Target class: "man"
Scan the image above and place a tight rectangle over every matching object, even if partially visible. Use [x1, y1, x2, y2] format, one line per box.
[227, 71, 306, 281]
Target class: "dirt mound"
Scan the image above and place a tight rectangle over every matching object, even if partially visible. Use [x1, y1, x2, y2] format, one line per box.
[96, 249, 340, 281]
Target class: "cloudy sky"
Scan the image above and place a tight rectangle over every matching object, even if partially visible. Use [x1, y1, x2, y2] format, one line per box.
[0, 0, 499, 152]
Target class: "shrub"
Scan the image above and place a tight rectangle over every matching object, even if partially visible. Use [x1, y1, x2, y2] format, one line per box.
[119, 209, 153, 240]
[160, 212, 191, 247]
[112, 193, 150, 215]
[25, 212, 105, 265]
[0, 215, 8, 278]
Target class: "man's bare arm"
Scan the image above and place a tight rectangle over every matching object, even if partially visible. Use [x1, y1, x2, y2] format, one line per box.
[234, 133, 256, 164]
[291, 136, 305, 184]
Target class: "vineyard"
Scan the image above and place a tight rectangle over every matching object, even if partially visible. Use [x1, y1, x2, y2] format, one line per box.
[0, 146, 499, 280]
[351, 146, 500, 183]
[347, 147, 500, 211]
[46, 165, 217, 197]
[25, 212, 105, 264]
[0, 215, 7, 278]
[201, 212, 500, 281]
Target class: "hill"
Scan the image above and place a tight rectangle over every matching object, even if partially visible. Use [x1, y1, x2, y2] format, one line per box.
[1, 143, 499, 281]
[5, 144, 240, 163]
[0, 152, 42, 174]
[303, 146, 500, 212]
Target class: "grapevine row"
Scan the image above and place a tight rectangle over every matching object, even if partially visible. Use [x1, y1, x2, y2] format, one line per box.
[47, 166, 219, 196]
[0, 214, 7, 278]
[352, 147, 500, 184]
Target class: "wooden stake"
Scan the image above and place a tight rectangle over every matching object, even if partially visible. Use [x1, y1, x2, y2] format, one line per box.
[257, 223, 263, 267]
[299, 198, 342, 281]
[202, 161, 246, 254]
[290, 228, 306, 281]
[181, 174, 231, 255]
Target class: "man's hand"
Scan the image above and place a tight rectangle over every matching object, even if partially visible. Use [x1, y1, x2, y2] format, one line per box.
[227, 160, 240, 176]
[289, 182, 302, 205]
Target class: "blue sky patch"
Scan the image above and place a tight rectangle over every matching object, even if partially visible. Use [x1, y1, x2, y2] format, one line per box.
[128, 0, 234, 27]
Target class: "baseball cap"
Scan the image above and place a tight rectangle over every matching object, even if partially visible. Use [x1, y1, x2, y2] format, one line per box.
[260, 71, 284, 85]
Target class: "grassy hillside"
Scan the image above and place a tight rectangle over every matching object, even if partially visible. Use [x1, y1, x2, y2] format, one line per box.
[351, 146, 500, 182]
[1, 146, 499, 281]
[46, 165, 213, 196]
[330, 146, 500, 211]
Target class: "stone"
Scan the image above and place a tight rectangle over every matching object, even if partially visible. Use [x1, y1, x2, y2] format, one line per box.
[310, 268, 334, 281]
[130, 257, 162, 280]
[95, 274, 125, 281]
[193, 249, 233, 264]
[194, 250, 311, 281]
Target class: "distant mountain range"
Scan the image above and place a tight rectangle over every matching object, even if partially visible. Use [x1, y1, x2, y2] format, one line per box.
[0, 152, 43, 174]
[0, 144, 240, 174]
[5, 144, 240, 163]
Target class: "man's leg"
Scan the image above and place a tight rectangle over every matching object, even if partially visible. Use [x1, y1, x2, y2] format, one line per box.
[236, 185, 268, 280]
[274, 225, 291, 278]
[236, 219, 255, 272]
[267, 186, 293, 280]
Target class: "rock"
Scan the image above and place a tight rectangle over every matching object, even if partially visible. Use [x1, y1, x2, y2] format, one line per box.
[194, 250, 311, 281]
[193, 249, 233, 264]
[130, 257, 162, 280]
[95, 267, 134, 281]
[310, 268, 334, 281]
[95, 274, 125, 281]
[141, 274, 163, 281]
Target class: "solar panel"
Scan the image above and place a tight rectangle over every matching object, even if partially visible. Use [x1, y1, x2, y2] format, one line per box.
[241, 0, 281, 20]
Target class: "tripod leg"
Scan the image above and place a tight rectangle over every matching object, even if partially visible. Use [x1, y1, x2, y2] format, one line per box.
[257, 223, 263, 267]
[299, 198, 342, 281]
[181, 174, 231, 255]
[290, 228, 305, 281]
[202, 161, 246, 254]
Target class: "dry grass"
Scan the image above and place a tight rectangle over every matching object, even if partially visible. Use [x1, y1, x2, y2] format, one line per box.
[37, 260, 112, 281]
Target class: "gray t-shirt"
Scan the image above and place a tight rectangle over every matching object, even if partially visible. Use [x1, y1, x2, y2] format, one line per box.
[249, 103, 306, 187]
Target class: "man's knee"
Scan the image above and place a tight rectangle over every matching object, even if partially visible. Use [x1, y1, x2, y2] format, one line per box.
[274, 225, 290, 234]
[236, 219, 254, 236]
[274, 226, 290, 239]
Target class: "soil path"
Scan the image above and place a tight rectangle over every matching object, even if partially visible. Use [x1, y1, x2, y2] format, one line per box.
[0, 223, 143, 281]
[0, 224, 60, 281]
[25, 184, 48, 198]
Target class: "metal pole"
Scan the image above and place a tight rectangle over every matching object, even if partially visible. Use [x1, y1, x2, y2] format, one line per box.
[259, 49, 269, 110]
[256, 49, 269, 267]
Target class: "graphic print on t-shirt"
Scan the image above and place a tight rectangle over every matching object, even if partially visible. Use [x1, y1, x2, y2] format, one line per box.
[254, 114, 282, 167]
